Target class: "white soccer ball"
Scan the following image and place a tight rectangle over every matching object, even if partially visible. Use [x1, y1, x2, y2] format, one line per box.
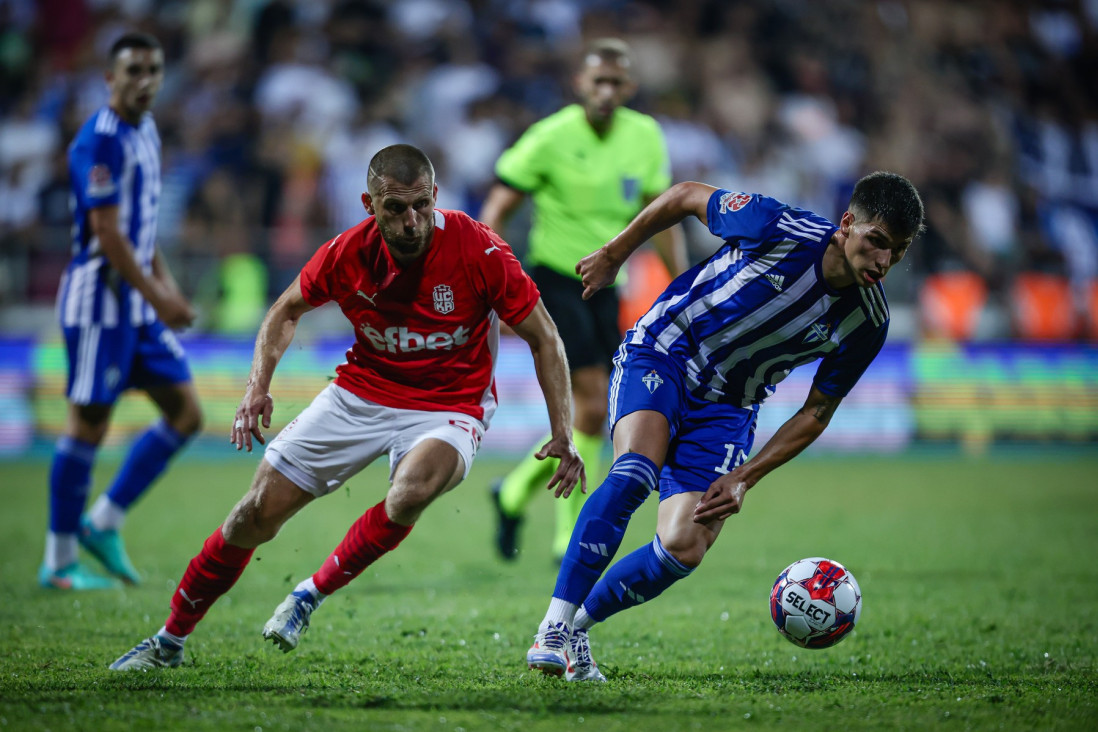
[769, 557, 862, 649]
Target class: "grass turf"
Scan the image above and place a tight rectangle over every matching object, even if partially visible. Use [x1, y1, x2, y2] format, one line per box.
[1, 450, 1096, 731]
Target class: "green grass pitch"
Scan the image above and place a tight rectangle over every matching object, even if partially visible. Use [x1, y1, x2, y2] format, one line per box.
[1, 450, 1097, 731]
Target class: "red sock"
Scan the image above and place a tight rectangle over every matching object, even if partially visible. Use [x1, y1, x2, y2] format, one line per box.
[312, 499, 412, 595]
[165, 527, 254, 637]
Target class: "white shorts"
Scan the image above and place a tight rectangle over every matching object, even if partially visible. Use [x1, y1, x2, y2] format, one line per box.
[263, 383, 485, 497]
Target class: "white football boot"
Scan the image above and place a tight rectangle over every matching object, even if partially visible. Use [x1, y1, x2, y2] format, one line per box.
[566, 627, 606, 682]
[526, 621, 573, 677]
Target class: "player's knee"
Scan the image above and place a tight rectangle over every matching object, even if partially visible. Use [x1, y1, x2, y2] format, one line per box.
[223, 495, 280, 546]
[657, 529, 708, 569]
[171, 400, 204, 437]
[71, 404, 111, 443]
[385, 482, 441, 524]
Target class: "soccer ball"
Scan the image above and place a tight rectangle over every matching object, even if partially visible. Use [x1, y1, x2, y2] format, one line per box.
[770, 557, 862, 649]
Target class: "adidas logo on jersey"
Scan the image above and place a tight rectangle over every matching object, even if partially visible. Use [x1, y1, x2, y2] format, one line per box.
[765, 273, 785, 292]
[359, 324, 470, 353]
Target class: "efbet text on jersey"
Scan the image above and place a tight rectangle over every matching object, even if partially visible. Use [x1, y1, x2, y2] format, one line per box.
[359, 324, 471, 353]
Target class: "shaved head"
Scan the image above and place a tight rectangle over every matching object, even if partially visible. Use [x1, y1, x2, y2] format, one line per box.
[367, 144, 435, 194]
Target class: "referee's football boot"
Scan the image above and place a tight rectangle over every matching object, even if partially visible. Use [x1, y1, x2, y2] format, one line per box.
[38, 561, 120, 591]
[262, 589, 319, 652]
[526, 621, 573, 677]
[490, 480, 522, 560]
[79, 517, 141, 585]
[109, 635, 184, 670]
[566, 627, 606, 682]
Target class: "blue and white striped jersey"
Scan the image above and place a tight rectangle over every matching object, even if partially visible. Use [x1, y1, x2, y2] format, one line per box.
[629, 190, 889, 408]
[60, 106, 161, 328]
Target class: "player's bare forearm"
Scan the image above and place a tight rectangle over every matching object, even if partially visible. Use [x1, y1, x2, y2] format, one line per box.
[478, 183, 525, 234]
[739, 387, 839, 487]
[95, 222, 161, 302]
[233, 278, 314, 451]
[512, 300, 585, 496]
[644, 191, 690, 278]
[694, 387, 840, 523]
[92, 206, 195, 328]
[513, 303, 573, 440]
[603, 182, 716, 265]
[246, 276, 314, 392]
[151, 249, 182, 294]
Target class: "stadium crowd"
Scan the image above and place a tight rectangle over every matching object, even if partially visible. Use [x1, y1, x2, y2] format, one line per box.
[2, 0, 1097, 339]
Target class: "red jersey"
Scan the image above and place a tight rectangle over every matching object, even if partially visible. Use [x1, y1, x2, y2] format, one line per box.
[299, 209, 540, 423]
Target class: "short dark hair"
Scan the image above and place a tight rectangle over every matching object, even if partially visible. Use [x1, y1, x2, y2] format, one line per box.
[849, 171, 925, 241]
[367, 144, 435, 191]
[583, 38, 632, 69]
[109, 32, 161, 62]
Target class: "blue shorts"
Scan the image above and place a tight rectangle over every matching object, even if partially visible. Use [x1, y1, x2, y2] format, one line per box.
[63, 319, 192, 405]
[608, 340, 758, 499]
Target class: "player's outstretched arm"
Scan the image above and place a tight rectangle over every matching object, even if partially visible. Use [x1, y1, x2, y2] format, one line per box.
[693, 386, 842, 524]
[577, 181, 716, 300]
[231, 276, 315, 452]
[510, 300, 586, 498]
[645, 193, 690, 280]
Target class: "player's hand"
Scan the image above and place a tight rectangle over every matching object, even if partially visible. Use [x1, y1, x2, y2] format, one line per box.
[576, 246, 622, 300]
[231, 386, 274, 452]
[535, 436, 586, 498]
[693, 475, 749, 524]
[154, 288, 197, 330]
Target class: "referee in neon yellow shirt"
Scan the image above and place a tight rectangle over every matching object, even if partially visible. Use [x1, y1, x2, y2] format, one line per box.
[481, 38, 687, 562]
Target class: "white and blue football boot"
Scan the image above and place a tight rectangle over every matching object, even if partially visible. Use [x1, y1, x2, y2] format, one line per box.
[109, 635, 184, 670]
[262, 590, 319, 653]
[566, 628, 606, 682]
[526, 621, 572, 677]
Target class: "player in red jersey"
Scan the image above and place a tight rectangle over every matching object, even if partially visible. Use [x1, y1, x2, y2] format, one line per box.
[110, 144, 585, 670]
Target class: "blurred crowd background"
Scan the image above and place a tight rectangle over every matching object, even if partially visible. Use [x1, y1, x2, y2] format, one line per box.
[2, 0, 1098, 341]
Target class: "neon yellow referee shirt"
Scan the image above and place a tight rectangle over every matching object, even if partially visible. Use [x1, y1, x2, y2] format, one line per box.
[494, 104, 671, 282]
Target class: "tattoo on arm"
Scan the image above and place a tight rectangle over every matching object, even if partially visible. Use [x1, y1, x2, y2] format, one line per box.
[810, 395, 841, 424]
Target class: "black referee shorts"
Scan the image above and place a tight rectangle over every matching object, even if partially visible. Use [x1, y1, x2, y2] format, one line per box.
[531, 264, 621, 372]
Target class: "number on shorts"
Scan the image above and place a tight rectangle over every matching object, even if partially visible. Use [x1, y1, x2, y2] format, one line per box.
[714, 443, 744, 475]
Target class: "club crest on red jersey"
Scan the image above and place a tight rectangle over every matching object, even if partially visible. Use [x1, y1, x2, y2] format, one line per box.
[433, 284, 455, 314]
[718, 191, 752, 213]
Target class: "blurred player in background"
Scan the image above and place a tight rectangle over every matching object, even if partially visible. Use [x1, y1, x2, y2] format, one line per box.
[110, 144, 584, 670]
[481, 38, 686, 563]
[525, 172, 925, 681]
[41, 32, 203, 590]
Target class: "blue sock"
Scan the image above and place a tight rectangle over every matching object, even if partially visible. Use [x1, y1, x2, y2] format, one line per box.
[49, 437, 97, 534]
[105, 420, 188, 509]
[553, 453, 659, 605]
[582, 534, 694, 623]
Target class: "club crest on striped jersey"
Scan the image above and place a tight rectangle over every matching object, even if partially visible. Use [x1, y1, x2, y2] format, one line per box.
[641, 369, 664, 394]
[433, 284, 455, 314]
[718, 191, 752, 213]
[803, 321, 832, 344]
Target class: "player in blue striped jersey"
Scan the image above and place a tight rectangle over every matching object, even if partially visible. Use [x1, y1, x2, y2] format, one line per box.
[526, 172, 924, 681]
[41, 32, 203, 590]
